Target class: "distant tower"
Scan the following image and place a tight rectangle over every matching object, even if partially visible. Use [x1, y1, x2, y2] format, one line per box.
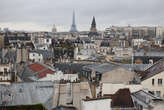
[70, 11, 78, 32]
[52, 24, 57, 33]
[90, 16, 97, 32]
[89, 16, 98, 37]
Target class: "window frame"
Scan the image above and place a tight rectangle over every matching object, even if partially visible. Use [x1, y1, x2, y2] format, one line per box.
[158, 78, 162, 86]
[152, 78, 155, 85]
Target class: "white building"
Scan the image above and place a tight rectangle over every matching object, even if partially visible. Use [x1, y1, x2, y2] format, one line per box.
[0, 64, 11, 73]
[156, 26, 164, 37]
[112, 47, 133, 58]
[82, 98, 111, 110]
[39, 70, 78, 82]
[29, 52, 43, 62]
[82, 88, 136, 110]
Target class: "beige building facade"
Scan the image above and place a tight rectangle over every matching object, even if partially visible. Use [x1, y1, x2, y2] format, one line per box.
[141, 71, 164, 98]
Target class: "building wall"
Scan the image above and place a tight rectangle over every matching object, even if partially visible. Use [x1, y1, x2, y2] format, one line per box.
[152, 101, 164, 110]
[156, 27, 163, 37]
[0, 64, 12, 82]
[29, 52, 43, 62]
[53, 82, 92, 110]
[100, 83, 143, 95]
[16, 48, 28, 63]
[141, 71, 164, 98]
[82, 99, 111, 110]
[38, 71, 78, 82]
[0, 73, 11, 81]
[0, 64, 10, 72]
[101, 68, 135, 84]
[113, 47, 132, 57]
[43, 38, 52, 46]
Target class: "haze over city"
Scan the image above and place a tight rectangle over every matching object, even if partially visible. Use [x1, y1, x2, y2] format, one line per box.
[0, 0, 164, 31]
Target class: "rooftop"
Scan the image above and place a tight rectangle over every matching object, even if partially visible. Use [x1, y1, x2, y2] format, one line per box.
[111, 88, 134, 108]
[0, 81, 54, 110]
[82, 63, 119, 74]
[18, 62, 55, 81]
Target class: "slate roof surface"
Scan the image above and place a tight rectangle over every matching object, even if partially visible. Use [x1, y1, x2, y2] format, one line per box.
[54, 63, 86, 73]
[0, 81, 54, 110]
[120, 64, 152, 71]
[140, 59, 164, 81]
[131, 89, 161, 105]
[82, 63, 119, 73]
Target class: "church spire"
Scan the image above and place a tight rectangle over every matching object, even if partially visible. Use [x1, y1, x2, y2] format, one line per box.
[90, 16, 97, 32]
[70, 10, 78, 32]
[91, 16, 96, 27]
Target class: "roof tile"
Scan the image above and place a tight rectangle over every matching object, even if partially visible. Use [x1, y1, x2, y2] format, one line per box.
[28, 62, 45, 72]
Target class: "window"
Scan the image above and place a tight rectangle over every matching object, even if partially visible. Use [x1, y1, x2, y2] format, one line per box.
[158, 79, 162, 85]
[156, 91, 161, 97]
[152, 79, 155, 85]
[4, 68, 7, 73]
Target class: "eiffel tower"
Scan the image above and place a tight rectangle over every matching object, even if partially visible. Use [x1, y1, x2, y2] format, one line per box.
[70, 11, 78, 32]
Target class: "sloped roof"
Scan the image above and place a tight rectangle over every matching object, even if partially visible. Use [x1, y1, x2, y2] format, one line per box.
[18, 62, 55, 81]
[54, 63, 86, 73]
[141, 59, 164, 81]
[131, 89, 161, 104]
[111, 88, 134, 108]
[82, 63, 119, 74]
[0, 81, 54, 110]
[29, 62, 55, 78]
[39, 69, 54, 78]
[28, 62, 45, 72]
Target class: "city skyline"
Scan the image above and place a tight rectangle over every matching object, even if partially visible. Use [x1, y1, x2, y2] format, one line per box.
[0, 0, 164, 32]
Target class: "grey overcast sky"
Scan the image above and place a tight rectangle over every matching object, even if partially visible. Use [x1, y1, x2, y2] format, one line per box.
[0, 0, 164, 32]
